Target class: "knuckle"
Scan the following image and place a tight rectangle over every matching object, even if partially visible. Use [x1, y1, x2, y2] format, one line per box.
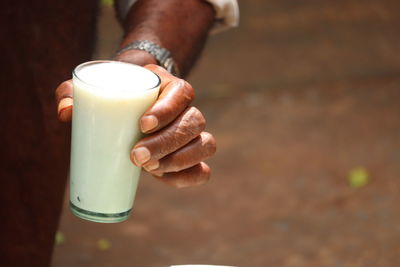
[144, 107, 208, 159]
[202, 162, 211, 175]
[56, 80, 73, 100]
[60, 80, 72, 88]
[156, 102, 175, 118]
[168, 165, 181, 173]
[152, 135, 168, 157]
[201, 132, 217, 155]
[187, 163, 211, 187]
[172, 78, 185, 87]
[61, 81, 73, 93]
[171, 79, 195, 103]
[146, 64, 165, 73]
[160, 163, 211, 189]
[156, 131, 180, 156]
[203, 164, 211, 180]
[197, 164, 211, 185]
[183, 80, 195, 101]
[184, 107, 206, 133]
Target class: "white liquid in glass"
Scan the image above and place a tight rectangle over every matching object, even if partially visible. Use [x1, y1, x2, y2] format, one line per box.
[69, 61, 160, 223]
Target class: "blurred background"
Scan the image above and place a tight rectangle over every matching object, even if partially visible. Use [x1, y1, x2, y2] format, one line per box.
[52, 0, 400, 266]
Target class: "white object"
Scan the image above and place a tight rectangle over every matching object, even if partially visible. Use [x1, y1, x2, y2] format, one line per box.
[170, 265, 236, 267]
[69, 60, 160, 223]
[117, 0, 239, 33]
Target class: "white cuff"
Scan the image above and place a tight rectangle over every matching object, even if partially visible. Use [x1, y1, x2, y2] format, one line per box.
[116, 0, 239, 33]
[205, 0, 239, 33]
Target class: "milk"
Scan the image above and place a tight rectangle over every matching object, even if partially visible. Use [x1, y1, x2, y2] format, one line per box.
[69, 61, 160, 223]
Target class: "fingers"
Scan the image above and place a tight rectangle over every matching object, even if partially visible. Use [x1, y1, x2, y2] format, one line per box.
[141, 64, 194, 133]
[55, 80, 73, 122]
[144, 64, 176, 87]
[58, 98, 73, 122]
[136, 65, 215, 189]
[153, 162, 211, 189]
[131, 106, 206, 166]
[143, 132, 216, 173]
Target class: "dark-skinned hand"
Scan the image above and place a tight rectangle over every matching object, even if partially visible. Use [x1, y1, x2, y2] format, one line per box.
[55, 64, 216, 188]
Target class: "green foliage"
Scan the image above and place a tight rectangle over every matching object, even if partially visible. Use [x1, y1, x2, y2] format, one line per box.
[97, 238, 111, 251]
[348, 167, 369, 188]
[55, 231, 65, 246]
[101, 0, 113, 7]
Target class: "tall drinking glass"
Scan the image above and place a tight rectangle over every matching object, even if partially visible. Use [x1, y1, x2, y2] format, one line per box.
[69, 60, 160, 223]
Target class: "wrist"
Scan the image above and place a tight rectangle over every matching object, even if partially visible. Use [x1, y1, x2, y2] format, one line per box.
[114, 49, 157, 66]
[121, 0, 215, 77]
[116, 40, 180, 77]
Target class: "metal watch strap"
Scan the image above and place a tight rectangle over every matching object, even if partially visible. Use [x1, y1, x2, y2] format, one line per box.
[116, 40, 180, 77]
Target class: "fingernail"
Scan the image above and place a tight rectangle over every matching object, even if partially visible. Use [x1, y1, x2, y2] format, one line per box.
[140, 115, 158, 133]
[143, 161, 159, 171]
[57, 98, 73, 115]
[58, 98, 73, 121]
[132, 147, 151, 166]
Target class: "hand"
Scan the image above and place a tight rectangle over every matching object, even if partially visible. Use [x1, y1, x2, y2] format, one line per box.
[55, 64, 216, 188]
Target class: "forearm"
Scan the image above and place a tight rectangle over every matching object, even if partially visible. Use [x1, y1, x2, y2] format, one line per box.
[116, 0, 215, 77]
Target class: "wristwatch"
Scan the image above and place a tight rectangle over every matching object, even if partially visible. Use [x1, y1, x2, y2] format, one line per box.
[115, 40, 180, 77]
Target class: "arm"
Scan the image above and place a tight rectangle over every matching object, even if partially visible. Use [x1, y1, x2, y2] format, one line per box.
[115, 0, 215, 77]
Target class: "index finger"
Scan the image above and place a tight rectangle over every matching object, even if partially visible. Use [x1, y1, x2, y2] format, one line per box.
[141, 65, 195, 133]
[55, 80, 74, 122]
[144, 64, 176, 88]
[55, 79, 73, 103]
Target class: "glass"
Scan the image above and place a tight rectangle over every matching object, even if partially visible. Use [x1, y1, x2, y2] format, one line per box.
[69, 60, 160, 223]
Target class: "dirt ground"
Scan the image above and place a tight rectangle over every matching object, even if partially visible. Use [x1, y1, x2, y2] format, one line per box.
[52, 1, 400, 266]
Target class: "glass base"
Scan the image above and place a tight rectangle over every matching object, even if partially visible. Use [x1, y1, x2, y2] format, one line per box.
[70, 202, 131, 223]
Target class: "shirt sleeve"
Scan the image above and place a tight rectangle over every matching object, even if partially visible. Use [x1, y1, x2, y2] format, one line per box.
[205, 0, 239, 33]
[116, 0, 239, 33]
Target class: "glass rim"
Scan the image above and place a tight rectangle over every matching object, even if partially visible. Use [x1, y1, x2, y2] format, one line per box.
[72, 60, 161, 91]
